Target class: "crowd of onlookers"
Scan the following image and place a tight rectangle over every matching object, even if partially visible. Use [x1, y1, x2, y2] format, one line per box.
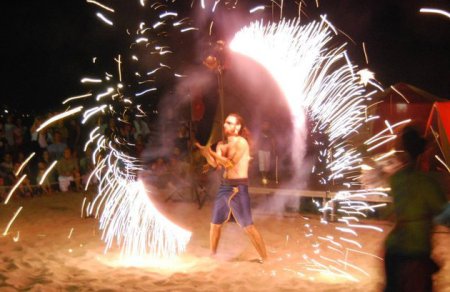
[0, 111, 193, 201]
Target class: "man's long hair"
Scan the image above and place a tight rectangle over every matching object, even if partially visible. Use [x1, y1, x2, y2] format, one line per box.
[227, 113, 252, 143]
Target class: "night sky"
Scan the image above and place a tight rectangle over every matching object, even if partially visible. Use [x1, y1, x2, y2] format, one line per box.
[2, 0, 449, 113]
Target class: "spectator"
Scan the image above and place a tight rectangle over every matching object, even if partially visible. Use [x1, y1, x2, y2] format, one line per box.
[0, 126, 10, 158]
[105, 118, 118, 137]
[36, 161, 52, 194]
[133, 118, 151, 141]
[97, 116, 108, 135]
[256, 120, 276, 185]
[37, 128, 51, 152]
[13, 118, 26, 153]
[150, 157, 169, 188]
[135, 134, 145, 158]
[66, 119, 81, 152]
[174, 125, 190, 159]
[55, 147, 81, 192]
[30, 116, 44, 153]
[38, 150, 57, 190]
[79, 146, 97, 188]
[13, 162, 33, 197]
[4, 114, 16, 146]
[47, 131, 67, 160]
[53, 120, 68, 143]
[167, 150, 191, 181]
[0, 153, 15, 186]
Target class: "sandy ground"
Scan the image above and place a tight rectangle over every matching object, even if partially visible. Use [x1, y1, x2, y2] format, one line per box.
[0, 190, 449, 292]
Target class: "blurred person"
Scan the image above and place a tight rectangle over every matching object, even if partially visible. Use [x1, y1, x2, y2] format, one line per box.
[39, 150, 57, 189]
[66, 119, 81, 151]
[257, 120, 276, 185]
[0, 126, 10, 158]
[133, 118, 151, 141]
[0, 153, 15, 186]
[47, 131, 67, 160]
[195, 113, 267, 262]
[79, 146, 97, 187]
[55, 147, 81, 192]
[37, 128, 51, 152]
[150, 157, 169, 189]
[119, 123, 135, 143]
[4, 114, 16, 146]
[15, 152, 32, 176]
[384, 126, 447, 292]
[36, 161, 52, 194]
[53, 120, 68, 143]
[97, 116, 108, 135]
[167, 149, 191, 184]
[174, 125, 190, 159]
[0, 176, 5, 201]
[105, 117, 119, 137]
[134, 134, 145, 158]
[30, 116, 43, 152]
[13, 162, 33, 197]
[13, 118, 26, 152]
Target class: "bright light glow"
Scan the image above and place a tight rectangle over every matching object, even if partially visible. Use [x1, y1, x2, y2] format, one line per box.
[15, 152, 35, 176]
[159, 11, 178, 18]
[250, 5, 265, 13]
[68, 228, 74, 239]
[230, 18, 368, 183]
[362, 42, 369, 64]
[2, 207, 23, 236]
[390, 85, 410, 103]
[90, 179, 191, 259]
[96, 12, 114, 26]
[435, 155, 450, 173]
[36, 106, 83, 132]
[357, 69, 375, 86]
[135, 88, 157, 96]
[4, 175, 27, 205]
[86, 0, 115, 12]
[420, 8, 450, 19]
[39, 160, 58, 185]
[62, 92, 93, 104]
[81, 78, 103, 83]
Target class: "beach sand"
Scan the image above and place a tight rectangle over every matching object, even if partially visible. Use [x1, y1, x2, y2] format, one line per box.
[0, 191, 449, 291]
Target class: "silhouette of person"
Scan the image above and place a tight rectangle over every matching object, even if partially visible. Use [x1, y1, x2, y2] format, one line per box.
[384, 126, 446, 292]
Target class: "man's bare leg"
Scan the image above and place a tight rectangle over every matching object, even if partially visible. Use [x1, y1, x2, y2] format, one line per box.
[210, 223, 222, 255]
[244, 224, 267, 260]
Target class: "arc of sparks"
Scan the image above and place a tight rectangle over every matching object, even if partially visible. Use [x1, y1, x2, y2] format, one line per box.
[229, 16, 391, 281]
[2, 207, 23, 236]
[420, 8, 450, 19]
[230, 17, 368, 184]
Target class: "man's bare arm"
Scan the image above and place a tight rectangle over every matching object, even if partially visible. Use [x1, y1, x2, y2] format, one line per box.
[195, 142, 218, 168]
[209, 138, 247, 169]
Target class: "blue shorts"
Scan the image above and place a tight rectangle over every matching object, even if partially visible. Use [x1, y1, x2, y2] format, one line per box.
[211, 179, 253, 227]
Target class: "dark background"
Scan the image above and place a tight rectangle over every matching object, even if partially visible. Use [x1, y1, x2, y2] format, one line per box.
[1, 0, 449, 113]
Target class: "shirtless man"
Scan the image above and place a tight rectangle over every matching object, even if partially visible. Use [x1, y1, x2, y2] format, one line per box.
[195, 113, 267, 261]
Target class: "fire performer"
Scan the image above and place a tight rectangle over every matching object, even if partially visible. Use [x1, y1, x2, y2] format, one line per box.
[195, 113, 267, 262]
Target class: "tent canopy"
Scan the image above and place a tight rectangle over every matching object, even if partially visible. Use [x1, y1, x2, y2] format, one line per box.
[426, 102, 450, 167]
[369, 83, 447, 135]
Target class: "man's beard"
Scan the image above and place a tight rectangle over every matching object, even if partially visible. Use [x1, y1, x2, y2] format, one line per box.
[224, 129, 237, 138]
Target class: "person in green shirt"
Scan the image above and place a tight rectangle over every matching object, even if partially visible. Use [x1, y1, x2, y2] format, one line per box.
[384, 126, 446, 292]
